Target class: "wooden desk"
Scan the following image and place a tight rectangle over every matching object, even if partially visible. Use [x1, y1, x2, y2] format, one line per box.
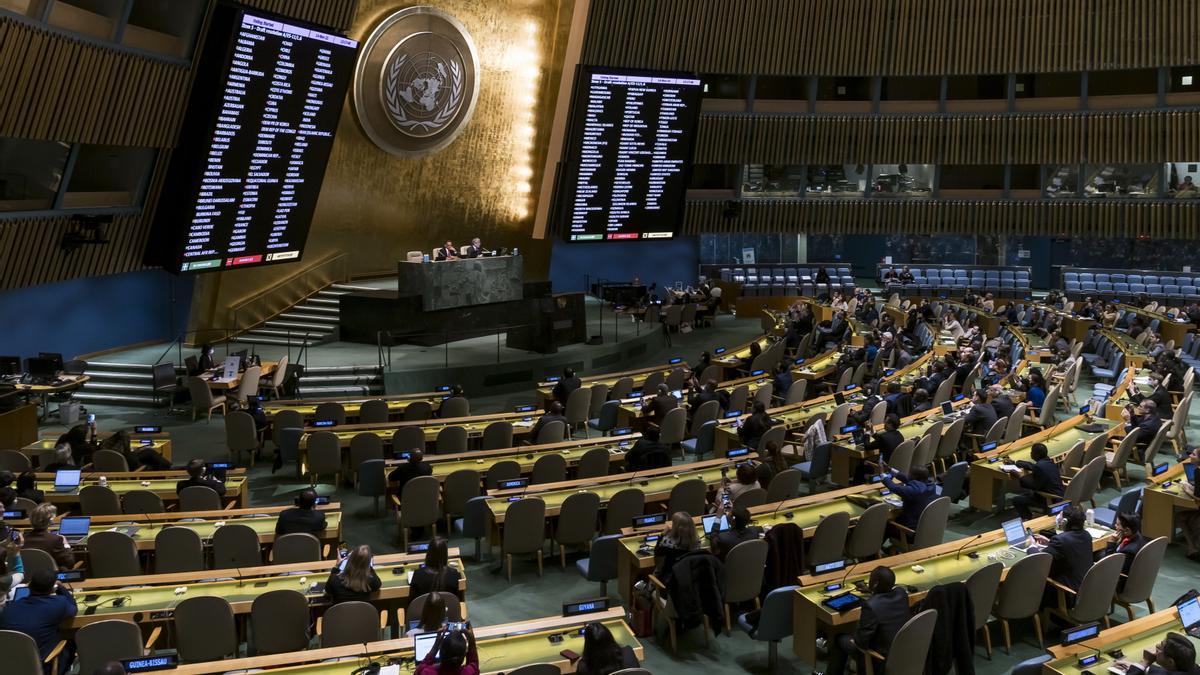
[198, 360, 278, 391]
[534, 361, 687, 408]
[384, 434, 642, 481]
[37, 473, 249, 509]
[299, 410, 543, 454]
[0, 404, 37, 450]
[171, 609, 640, 675]
[1043, 607, 1197, 675]
[1117, 303, 1195, 346]
[12, 375, 90, 420]
[21, 436, 174, 465]
[828, 400, 971, 486]
[792, 515, 1114, 664]
[263, 392, 446, 423]
[1141, 461, 1197, 541]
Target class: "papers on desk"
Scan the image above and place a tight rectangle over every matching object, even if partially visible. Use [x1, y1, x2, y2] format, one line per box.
[998, 464, 1023, 475]
[513, 420, 535, 428]
[1086, 527, 1111, 540]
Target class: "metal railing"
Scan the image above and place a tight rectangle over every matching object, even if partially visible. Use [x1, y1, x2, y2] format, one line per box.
[153, 328, 313, 371]
[376, 324, 541, 371]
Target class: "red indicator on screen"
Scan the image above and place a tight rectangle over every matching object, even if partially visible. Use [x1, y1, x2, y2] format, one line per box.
[226, 255, 263, 266]
[607, 233, 639, 240]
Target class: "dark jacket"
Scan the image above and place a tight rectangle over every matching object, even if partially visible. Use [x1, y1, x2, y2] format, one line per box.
[434, 246, 456, 261]
[529, 412, 568, 442]
[625, 439, 672, 471]
[772, 371, 793, 397]
[918, 582, 975, 675]
[275, 507, 328, 536]
[866, 429, 905, 464]
[689, 390, 721, 412]
[410, 565, 463, 600]
[854, 587, 911, 654]
[711, 526, 762, 559]
[575, 646, 639, 675]
[1015, 458, 1064, 496]
[388, 460, 433, 497]
[22, 530, 74, 569]
[323, 566, 382, 604]
[552, 377, 582, 403]
[15, 487, 44, 504]
[963, 402, 998, 436]
[1103, 534, 1147, 579]
[1045, 529, 1095, 590]
[738, 413, 774, 448]
[882, 472, 938, 530]
[761, 522, 805, 598]
[665, 551, 724, 634]
[130, 446, 172, 471]
[1126, 414, 1163, 448]
[1131, 386, 1173, 419]
[645, 394, 678, 423]
[175, 475, 226, 497]
[0, 586, 77, 660]
[991, 395, 1016, 420]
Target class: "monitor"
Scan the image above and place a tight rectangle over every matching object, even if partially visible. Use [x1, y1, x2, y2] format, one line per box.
[669, 357, 683, 365]
[38, 352, 64, 371]
[813, 559, 846, 574]
[54, 469, 82, 490]
[1, 509, 25, 519]
[701, 514, 730, 534]
[1186, 463, 1196, 483]
[145, 7, 359, 273]
[56, 570, 86, 583]
[1179, 596, 1200, 630]
[751, 369, 765, 377]
[26, 357, 57, 379]
[58, 516, 91, 537]
[1001, 518, 1026, 547]
[133, 425, 162, 434]
[435, 385, 451, 392]
[413, 632, 440, 662]
[312, 419, 337, 428]
[1152, 463, 1170, 477]
[407, 541, 431, 553]
[940, 401, 953, 416]
[632, 513, 666, 528]
[834, 392, 846, 405]
[611, 427, 633, 436]
[840, 424, 859, 434]
[0, 356, 20, 376]
[514, 404, 536, 413]
[1079, 404, 1090, 416]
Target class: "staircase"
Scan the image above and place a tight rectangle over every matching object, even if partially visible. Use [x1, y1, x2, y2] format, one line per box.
[297, 364, 384, 397]
[233, 283, 380, 348]
[74, 361, 161, 407]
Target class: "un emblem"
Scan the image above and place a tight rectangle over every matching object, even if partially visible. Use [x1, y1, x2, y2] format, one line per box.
[353, 7, 479, 156]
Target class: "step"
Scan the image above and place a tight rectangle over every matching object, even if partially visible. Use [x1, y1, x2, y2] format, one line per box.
[74, 392, 160, 406]
[306, 296, 340, 306]
[301, 374, 382, 386]
[85, 370, 154, 382]
[292, 303, 339, 315]
[86, 361, 155, 372]
[297, 385, 381, 396]
[302, 365, 382, 376]
[80, 381, 155, 393]
[262, 320, 335, 333]
[329, 283, 379, 292]
[233, 336, 317, 348]
[278, 312, 340, 325]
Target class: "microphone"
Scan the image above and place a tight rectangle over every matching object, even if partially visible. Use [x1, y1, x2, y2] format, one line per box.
[768, 494, 793, 521]
[235, 566, 245, 587]
[953, 532, 988, 560]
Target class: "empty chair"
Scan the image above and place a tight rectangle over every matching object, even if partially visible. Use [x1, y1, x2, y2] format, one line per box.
[154, 527, 205, 573]
[186, 377, 226, 422]
[320, 601, 384, 647]
[306, 431, 343, 485]
[485, 460, 521, 489]
[576, 446, 611, 479]
[403, 400, 433, 421]
[0, 627, 59, 674]
[531, 453, 567, 484]
[732, 486, 767, 511]
[123, 490, 165, 515]
[273, 532, 323, 563]
[587, 400, 620, 435]
[992, 552, 1052, 651]
[87, 530, 140, 577]
[275, 427, 304, 476]
[857, 608, 939, 675]
[845, 502, 890, 560]
[737, 584, 798, 668]
[965, 562, 1003, 657]
[554, 491, 600, 568]
[442, 469, 481, 532]
[439, 396, 470, 419]
[313, 402, 346, 424]
[392, 426, 427, 454]
[721, 539, 769, 631]
[576, 534, 622, 596]
[936, 461, 969, 503]
[90, 449, 129, 472]
[502, 497, 547, 580]
[436, 425, 468, 454]
[357, 399, 391, 424]
[605, 488, 645, 534]
[0, 449, 31, 472]
[1114, 536, 1168, 621]
[233, 365, 262, 408]
[250, 589, 311, 654]
[667, 479, 707, 516]
[795, 441, 832, 491]
[358, 458, 388, 514]
[565, 386, 592, 437]
[457, 496, 493, 561]
[75, 619, 149, 675]
[179, 485, 222, 511]
[225, 410, 260, 465]
[608, 377, 634, 400]
[588, 383, 610, 419]
[349, 432, 384, 485]
[79, 485, 122, 516]
[727, 384, 750, 413]
[808, 511, 849, 568]
[481, 421, 514, 450]
[397, 475, 442, 548]
[212, 523, 262, 568]
[765, 468, 803, 502]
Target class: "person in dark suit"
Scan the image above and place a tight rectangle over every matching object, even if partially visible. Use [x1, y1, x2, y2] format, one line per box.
[529, 401, 568, 441]
[0, 568, 77, 664]
[772, 362, 793, 399]
[688, 379, 721, 414]
[822, 566, 912, 675]
[1103, 512, 1147, 583]
[1130, 372, 1173, 419]
[1122, 400, 1164, 458]
[388, 450, 433, 498]
[462, 238, 488, 258]
[882, 466, 938, 532]
[963, 389, 999, 437]
[1033, 505, 1095, 596]
[856, 414, 905, 484]
[709, 507, 762, 559]
[737, 401, 774, 449]
[175, 458, 226, 497]
[1120, 632, 1197, 675]
[434, 241, 459, 261]
[552, 368, 582, 403]
[624, 426, 672, 471]
[988, 385, 1016, 419]
[644, 384, 678, 425]
[276, 488, 329, 536]
[1010, 442, 1065, 519]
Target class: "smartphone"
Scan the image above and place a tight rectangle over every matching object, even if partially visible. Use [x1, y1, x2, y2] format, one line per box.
[87, 414, 96, 424]
[560, 649, 580, 662]
[548, 633, 564, 644]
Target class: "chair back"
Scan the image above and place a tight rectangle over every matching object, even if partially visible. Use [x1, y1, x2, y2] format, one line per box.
[754, 382, 774, 406]
[757, 425, 786, 455]
[186, 377, 216, 408]
[1065, 456, 1105, 506]
[502, 498, 546, 554]
[911, 496, 950, 550]
[834, 367, 853, 392]
[555, 491, 600, 547]
[235, 365, 261, 404]
[609, 377, 634, 400]
[786, 378, 808, 405]
[1005, 402, 1028, 443]
[727, 385, 750, 413]
[349, 433, 385, 475]
[577, 447, 611, 479]
[251, 589, 310, 654]
[273, 409, 304, 434]
[76, 619, 144, 675]
[667, 479, 706, 516]
[19, 548, 56, 578]
[688, 420, 717, 458]
[91, 449, 129, 472]
[443, 469, 482, 517]
[1081, 433, 1109, 465]
[1116, 536, 1167, 604]
[581, 534, 623, 583]
[938, 461, 969, 502]
[180, 485, 223, 511]
[212, 523, 262, 568]
[1143, 420, 1173, 462]
[911, 434, 936, 472]
[722, 539, 769, 603]
[887, 439, 916, 475]
[825, 403, 852, 437]
[531, 453, 567, 484]
[964, 562, 1003, 631]
[1108, 429, 1138, 468]
[392, 426, 427, 454]
[658, 407, 687, 445]
[994, 552, 1052, 619]
[406, 591, 464, 625]
[460, 496, 493, 541]
[883, 609, 939, 675]
[765, 468, 803, 502]
[358, 459, 387, 502]
[274, 532, 322, 563]
[869, 400, 888, 426]
[481, 421, 514, 450]
[932, 377, 954, 406]
[88, 530, 141, 577]
[1060, 440, 1086, 473]
[0, 449, 31, 472]
[591, 401, 620, 434]
[642, 371, 665, 391]
[0, 629, 45, 673]
[314, 401, 346, 424]
[802, 441, 833, 483]
[358, 399, 390, 424]
[845, 502, 890, 560]
[154, 527, 205, 573]
[403, 400, 433, 421]
[752, 584, 799, 641]
[808, 511, 849, 567]
[80, 485, 122, 515]
[565, 386, 591, 427]
[399, 475, 442, 529]
[589, 383, 610, 418]
[276, 427, 304, 466]
[983, 417, 1007, 444]
[507, 665, 560, 675]
[485, 460, 521, 489]
[605, 488, 645, 533]
[435, 425, 468, 454]
[535, 420, 566, 445]
[1037, 388, 1059, 427]
[691, 400, 720, 433]
[321, 601, 383, 647]
[1069, 554, 1126, 623]
[439, 397, 471, 419]
[224, 410, 259, 460]
[732, 486, 767, 511]
[122, 489, 165, 515]
[306, 431, 343, 476]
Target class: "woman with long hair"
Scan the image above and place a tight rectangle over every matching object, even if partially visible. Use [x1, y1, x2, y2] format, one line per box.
[324, 544, 381, 604]
[653, 511, 699, 577]
[415, 626, 478, 675]
[575, 621, 640, 675]
[410, 537, 463, 600]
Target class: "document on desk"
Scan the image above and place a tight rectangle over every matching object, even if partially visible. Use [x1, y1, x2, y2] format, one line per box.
[999, 464, 1023, 475]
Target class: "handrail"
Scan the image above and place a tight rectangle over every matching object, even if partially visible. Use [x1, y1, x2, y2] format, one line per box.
[226, 252, 348, 341]
[377, 323, 539, 370]
[229, 251, 348, 313]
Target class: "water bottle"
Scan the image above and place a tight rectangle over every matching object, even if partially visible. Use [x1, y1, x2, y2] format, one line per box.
[98, 476, 107, 487]
[1085, 508, 1095, 527]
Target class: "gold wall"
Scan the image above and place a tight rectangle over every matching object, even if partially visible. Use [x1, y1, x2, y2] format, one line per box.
[190, 0, 576, 332]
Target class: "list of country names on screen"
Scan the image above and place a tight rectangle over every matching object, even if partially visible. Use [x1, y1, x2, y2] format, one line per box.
[568, 72, 702, 242]
[180, 14, 356, 272]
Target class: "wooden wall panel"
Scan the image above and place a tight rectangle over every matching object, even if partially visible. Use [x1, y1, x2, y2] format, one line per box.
[238, 0, 359, 32]
[583, 0, 1199, 76]
[693, 111, 1200, 165]
[0, 212, 149, 289]
[682, 200, 1200, 239]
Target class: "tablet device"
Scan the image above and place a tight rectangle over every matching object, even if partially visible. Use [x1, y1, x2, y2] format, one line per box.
[821, 592, 862, 612]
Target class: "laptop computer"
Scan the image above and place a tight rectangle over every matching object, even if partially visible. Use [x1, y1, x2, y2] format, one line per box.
[1179, 596, 1200, 637]
[1002, 517, 1040, 553]
[413, 632, 441, 661]
[57, 516, 91, 544]
[53, 469, 82, 493]
[701, 514, 730, 535]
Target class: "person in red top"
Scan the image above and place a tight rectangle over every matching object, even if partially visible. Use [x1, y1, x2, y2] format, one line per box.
[415, 626, 479, 675]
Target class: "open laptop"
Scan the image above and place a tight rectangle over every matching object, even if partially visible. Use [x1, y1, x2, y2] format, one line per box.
[53, 469, 82, 493]
[413, 631, 441, 661]
[701, 513, 730, 535]
[57, 516, 91, 544]
[1002, 517, 1040, 553]
[1179, 596, 1200, 637]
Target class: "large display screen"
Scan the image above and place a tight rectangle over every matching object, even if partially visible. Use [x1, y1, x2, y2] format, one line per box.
[146, 6, 357, 273]
[558, 66, 703, 242]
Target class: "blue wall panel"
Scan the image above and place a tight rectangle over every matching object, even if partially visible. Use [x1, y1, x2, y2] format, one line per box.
[548, 236, 700, 295]
[0, 271, 192, 359]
